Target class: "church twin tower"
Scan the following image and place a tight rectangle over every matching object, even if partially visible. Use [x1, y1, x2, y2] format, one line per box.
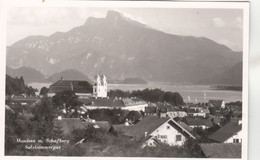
[93, 74, 107, 98]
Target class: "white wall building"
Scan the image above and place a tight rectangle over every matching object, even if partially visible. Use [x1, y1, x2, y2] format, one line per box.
[93, 74, 107, 98]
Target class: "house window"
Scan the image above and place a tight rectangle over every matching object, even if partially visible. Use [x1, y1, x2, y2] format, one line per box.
[166, 125, 170, 130]
[233, 139, 239, 143]
[160, 135, 167, 139]
[176, 135, 182, 141]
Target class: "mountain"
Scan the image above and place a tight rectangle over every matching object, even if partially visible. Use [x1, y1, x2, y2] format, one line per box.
[47, 69, 93, 84]
[198, 62, 242, 85]
[6, 10, 242, 84]
[120, 78, 147, 84]
[6, 66, 46, 83]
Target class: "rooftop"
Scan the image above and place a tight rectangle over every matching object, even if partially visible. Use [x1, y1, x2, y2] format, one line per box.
[185, 117, 213, 127]
[80, 98, 125, 108]
[208, 100, 224, 108]
[208, 120, 242, 142]
[200, 143, 241, 158]
[48, 80, 93, 94]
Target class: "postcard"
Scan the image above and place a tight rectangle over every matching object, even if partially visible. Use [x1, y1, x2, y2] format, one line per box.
[0, 0, 249, 159]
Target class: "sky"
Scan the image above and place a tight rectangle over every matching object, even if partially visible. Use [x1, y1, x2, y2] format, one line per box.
[7, 7, 243, 51]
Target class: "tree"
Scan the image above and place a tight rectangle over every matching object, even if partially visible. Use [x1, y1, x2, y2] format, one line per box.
[159, 92, 184, 105]
[183, 139, 204, 157]
[39, 87, 49, 96]
[52, 90, 82, 117]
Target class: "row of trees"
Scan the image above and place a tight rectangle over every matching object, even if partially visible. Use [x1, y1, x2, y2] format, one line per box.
[6, 75, 38, 96]
[108, 88, 184, 106]
[5, 97, 63, 155]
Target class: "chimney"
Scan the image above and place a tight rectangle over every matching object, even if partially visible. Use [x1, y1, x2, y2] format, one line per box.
[61, 76, 63, 80]
[144, 132, 148, 137]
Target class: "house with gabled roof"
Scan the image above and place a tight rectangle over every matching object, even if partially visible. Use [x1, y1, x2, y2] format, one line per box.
[208, 120, 242, 143]
[208, 100, 225, 110]
[117, 115, 195, 147]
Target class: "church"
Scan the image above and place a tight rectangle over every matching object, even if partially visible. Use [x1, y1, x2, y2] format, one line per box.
[47, 74, 148, 111]
[47, 74, 108, 99]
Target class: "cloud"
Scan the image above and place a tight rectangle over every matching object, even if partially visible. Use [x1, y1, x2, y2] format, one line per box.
[212, 17, 226, 28]
[231, 16, 243, 29]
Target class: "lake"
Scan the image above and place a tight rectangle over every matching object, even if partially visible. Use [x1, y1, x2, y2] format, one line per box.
[28, 82, 242, 103]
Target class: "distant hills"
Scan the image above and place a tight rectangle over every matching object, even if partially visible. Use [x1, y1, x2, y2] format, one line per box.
[6, 67, 93, 84]
[47, 69, 93, 84]
[6, 66, 45, 83]
[198, 61, 242, 85]
[120, 78, 147, 84]
[6, 10, 242, 85]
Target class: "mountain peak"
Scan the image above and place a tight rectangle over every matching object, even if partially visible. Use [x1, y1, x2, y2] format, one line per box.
[106, 10, 123, 19]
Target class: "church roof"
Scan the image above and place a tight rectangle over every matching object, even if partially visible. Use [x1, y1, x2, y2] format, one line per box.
[48, 80, 93, 94]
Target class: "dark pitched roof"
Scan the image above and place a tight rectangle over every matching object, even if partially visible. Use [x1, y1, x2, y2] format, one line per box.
[185, 117, 213, 127]
[80, 98, 125, 108]
[145, 107, 157, 114]
[187, 109, 199, 114]
[110, 124, 134, 134]
[208, 100, 224, 108]
[48, 80, 93, 94]
[208, 121, 242, 142]
[199, 143, 241, 158]
[123, 116, 170, 140]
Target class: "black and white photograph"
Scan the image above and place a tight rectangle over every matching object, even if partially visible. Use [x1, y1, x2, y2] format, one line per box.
[2, 1, 249, 159]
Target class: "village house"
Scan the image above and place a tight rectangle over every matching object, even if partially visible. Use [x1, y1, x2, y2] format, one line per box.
[184, 117, 213, 129]
[166, 109, 187, 118]
[207, 119, 242, 143]
[208, 100, 225, 110]
[79, 97, 148, 112]
[187, 108, 210, 117]
[6, 95, 40, 106]
[144, 106, 158, 116]
[111, 115, 195, 147]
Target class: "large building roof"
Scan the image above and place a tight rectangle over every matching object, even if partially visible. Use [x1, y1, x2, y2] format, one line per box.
[48, 80, 93, 94]
[80, 98, 125, 108]
[208, 121, 242, 142]
[80, 97, 147, 109]
[199, 143, 241, 158]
